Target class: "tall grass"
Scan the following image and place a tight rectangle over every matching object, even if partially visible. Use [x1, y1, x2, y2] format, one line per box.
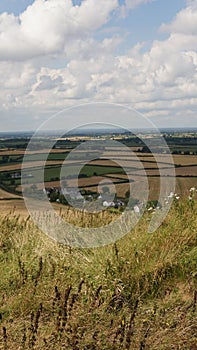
[0, 198, 196, 349]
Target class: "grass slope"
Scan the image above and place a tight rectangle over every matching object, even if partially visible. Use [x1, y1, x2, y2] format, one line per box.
[0, 198, 197, 349]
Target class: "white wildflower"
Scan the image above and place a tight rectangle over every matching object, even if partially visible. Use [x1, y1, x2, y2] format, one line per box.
[148, 207, 153, 211]
[134, 205, 140, 214]
[189, 187, 196, 192]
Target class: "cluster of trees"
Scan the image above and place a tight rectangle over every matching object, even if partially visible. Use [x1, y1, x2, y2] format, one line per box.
[49, 192, 68, 204]
[0, 155, 23, 164]
[172, 150, 197, 155]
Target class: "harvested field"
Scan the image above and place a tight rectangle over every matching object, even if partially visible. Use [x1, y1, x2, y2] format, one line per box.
[175, 177, 197, 195]
[175, 165, 197, 176]
[1, 147, 197, 206]
[0, 188, 22, 199]
[124, 166, 197, 177]
[91, 156, 179, 168]
[16, 175, 128, 192]
[106, 173, 129, 179]
[80, 183, 129, 199]
[90, 159, 162, 169]
[13, 176, 197, 205]
[172, 154, 197, 165]
[0, 159, 85, 172]
[72, 176, 118, 188]
[0, 148, 70, 155]
[0, 199, 28, 217]
[86, 176, 197, 201]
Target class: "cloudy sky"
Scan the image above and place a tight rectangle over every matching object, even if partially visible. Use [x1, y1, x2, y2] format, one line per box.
[0, 0, 197, 131]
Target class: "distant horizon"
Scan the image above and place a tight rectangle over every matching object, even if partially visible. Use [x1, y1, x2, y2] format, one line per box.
[0, 126, 197, 138]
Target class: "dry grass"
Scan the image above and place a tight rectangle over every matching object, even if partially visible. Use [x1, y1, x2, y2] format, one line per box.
[0, 197, 196, 349]
[0, 199, 29, 218]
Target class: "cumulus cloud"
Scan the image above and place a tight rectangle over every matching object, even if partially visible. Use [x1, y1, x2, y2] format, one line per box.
[0, 0, 118, 60]
[160, 4, 197, 35]
[0, 0, 197, 129]
[35, 75, 63, 91]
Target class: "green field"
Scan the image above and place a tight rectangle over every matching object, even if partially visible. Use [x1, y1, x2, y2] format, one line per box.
[21, 163, 126, 184]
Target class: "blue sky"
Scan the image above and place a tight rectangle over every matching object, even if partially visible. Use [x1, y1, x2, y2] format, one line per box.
[0, 0, 34, 15]
[0, 0, 196, 131]
[102, 0, 186, 49]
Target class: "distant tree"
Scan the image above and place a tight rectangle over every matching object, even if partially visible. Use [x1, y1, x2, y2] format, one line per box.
[59, 194, 68, 205]
[49, 191, 59, 202]
[2, 155, 9, 163]
[141, 146, 150, 153]
[125, 190, 130, 199]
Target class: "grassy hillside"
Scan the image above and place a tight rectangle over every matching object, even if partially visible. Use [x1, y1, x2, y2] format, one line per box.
[0, 196, 197, 349]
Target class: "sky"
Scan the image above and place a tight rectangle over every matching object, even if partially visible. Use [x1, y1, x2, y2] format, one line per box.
[0, 0, 197, 131]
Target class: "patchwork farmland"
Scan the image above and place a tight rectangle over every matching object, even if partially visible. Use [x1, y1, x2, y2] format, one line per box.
[0, 132, 197, 215]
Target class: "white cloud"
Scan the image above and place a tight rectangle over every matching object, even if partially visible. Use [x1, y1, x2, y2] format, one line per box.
[0, 0, 118, 61]
[0, 1, 197, 129]
[35, 75, 63, 91]
[160, 4, 197, 35]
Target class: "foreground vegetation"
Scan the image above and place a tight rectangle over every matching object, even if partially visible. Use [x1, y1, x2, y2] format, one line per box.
[0, 197, 197, 349]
